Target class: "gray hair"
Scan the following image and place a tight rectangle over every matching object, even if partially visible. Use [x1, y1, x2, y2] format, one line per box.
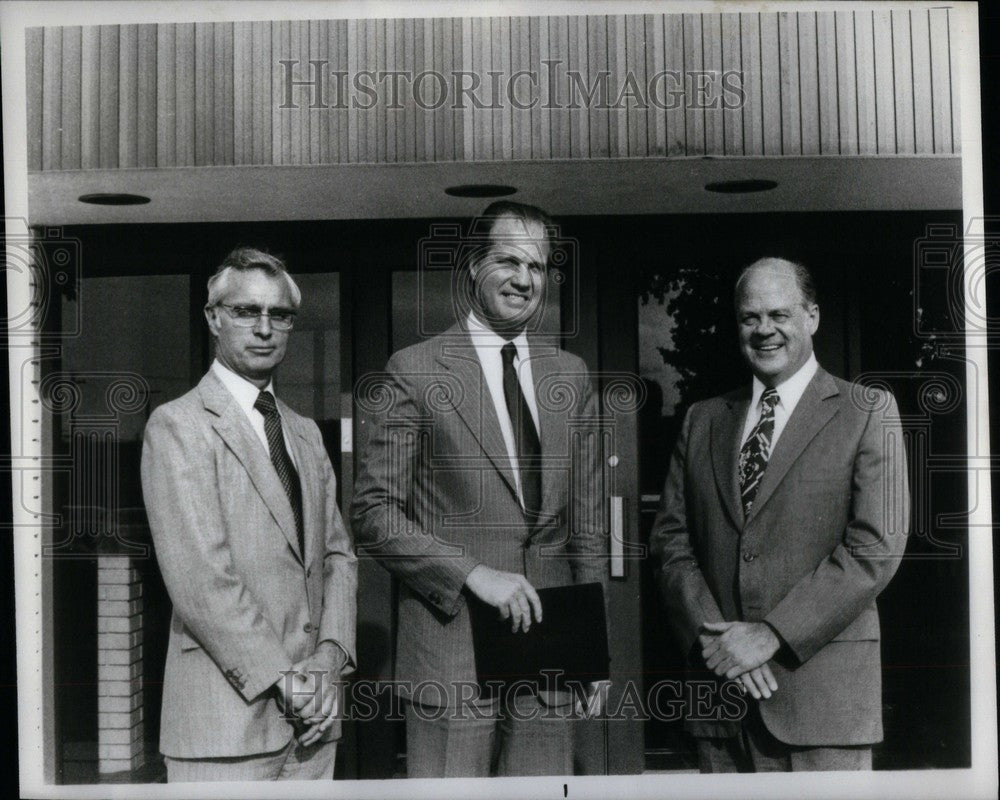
[735, 257, 817, 308]
[206, 247, 302, 309]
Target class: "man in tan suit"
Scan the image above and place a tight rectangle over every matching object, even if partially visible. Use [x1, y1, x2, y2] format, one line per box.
[141, 247, 357, 781]
[352, 202, 609, 777]
[651, 257, 909, 771]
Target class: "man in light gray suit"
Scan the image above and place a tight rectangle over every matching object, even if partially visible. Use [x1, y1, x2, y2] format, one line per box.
[352, 201, 610, 777]
[651, 257, 909, 771]
[141, 247, 357, 781]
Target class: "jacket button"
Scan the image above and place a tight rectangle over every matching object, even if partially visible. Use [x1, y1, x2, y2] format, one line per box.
[306, 566, 312, 578]
[429, 591, 441, 605]
[742, 550, 756, 562]
[303, 622, 314, 633]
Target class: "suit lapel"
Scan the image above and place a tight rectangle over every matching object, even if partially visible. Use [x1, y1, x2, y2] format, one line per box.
[200, 372, 303, 562]
[434, 326, 520, 503]
[746, 369, 840, 523]
[527, 344, 562, 529]
[711, 387, 749, 530]
[280, 407, 316, 566]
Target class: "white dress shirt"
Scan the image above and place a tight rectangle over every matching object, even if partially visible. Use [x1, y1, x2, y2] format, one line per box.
[211, 359, 297, 468]
[466, 311, 540, 508]
[740, 352, 819, 449]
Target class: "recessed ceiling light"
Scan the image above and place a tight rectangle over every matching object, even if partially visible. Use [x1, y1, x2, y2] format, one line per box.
[78, 193, 151, 205]
[704, 179, 778, 194]
[444, 184, 517, 198]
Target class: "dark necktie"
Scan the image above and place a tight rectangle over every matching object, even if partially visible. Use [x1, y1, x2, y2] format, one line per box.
[500, 343, 542, 525]
[738, 388, 780, 517]
[254, 390, 305, 558]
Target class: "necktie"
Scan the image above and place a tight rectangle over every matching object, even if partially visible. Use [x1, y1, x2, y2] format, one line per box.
[738, 388, 780, 517]
[254, 390, 305, 558]
[500, 343, 542, 526]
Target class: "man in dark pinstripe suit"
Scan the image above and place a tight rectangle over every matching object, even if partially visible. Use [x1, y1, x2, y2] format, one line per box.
[352, 201, 610, 777]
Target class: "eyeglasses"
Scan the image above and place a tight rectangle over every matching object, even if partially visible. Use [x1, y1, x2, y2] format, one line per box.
[214, 303, 297, 331]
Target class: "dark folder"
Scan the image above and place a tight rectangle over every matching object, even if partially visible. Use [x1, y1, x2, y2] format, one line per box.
[468, 582, 610, 697]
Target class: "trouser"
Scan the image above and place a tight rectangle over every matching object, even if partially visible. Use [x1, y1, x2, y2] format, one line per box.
[163, 739, 336, 782]
[696, 705, 872, 773]
[405, 693, 573, 778]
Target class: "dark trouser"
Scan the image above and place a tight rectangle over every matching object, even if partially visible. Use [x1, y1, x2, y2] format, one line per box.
[697, 705, 872, 773]
[405, 693, 573, 778]
[164, 740, 336, 781]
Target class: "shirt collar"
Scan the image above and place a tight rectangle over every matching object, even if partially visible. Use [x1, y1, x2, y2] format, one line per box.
[749, 351, 818, 413]
[211, 359, 276, 414]
[466, 311, 530, 361]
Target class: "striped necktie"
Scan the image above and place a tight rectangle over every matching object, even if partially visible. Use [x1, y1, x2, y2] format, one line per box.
[501, 342, 542, 526]
[254, 390, 305, 558]
[738, 388, 780, 517]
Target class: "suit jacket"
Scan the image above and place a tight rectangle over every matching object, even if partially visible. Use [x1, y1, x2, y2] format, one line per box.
[650, 367, 909, 746]
[350, 323, 608, 708]
[140, 370, 358, 758]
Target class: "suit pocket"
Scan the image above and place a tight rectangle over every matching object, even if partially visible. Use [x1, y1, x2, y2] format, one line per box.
[829, 607, 880, 642]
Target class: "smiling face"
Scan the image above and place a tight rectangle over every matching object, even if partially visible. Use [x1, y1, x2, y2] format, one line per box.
[205, 268, 294, 387]
[469, 213, 550, 337]
[736, 261, 819, 387]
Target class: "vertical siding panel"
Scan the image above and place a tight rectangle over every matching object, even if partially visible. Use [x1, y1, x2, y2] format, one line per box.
[419, 18, 434, 162]
[221, 23, 234, 165]
[854, 11, 877, 154]
[568, 15, 587, 159]
[648, 13, 666, 157]
[608, 15, 628, 158]
[798, 12, 820, 155]
[835, 12, 857, 155]
[947, 9, 960, 153]
[251, 22, 270, 165]
[759, 13, 780, 155]
[871, 8, 895, 154]
[318, 20, 331, 164]
[460, 17, 475, 161]
[155, 24, 175, 166]
[98, 26, 119, 168]
[60, 27, 83, 170]
[404, 17, 418, 163]
[299, 20, 312, 164]
[381, 18, 394, 164]
[233, 22, 249, 164]
[641, 14, 657, 156]
[816, 12, 839, 154]
[271, 22, 285, 165]
[289, 21, 303, 164]
[910, 8, 933, 154]
[42, 27, 63, 170]
[928, 9, 951, 154]
[721, 13, 743, 156]
[625, 15, 647, 157]
[26, 28, 44, 171]
[777, 12, 800, 155]
[549, 16, 570, 158]
[432, 18, 448, 161]
[81, 25, 101, 169]
[175, 23, 195, 166]
[587, 15, 610, 158]
[347, 19, 360, 163]
[512, 16, 533, 159]
[683, 14, 705, 155]
[334, 19, 349, 163]
[119, 25, 138, 168]
[740, 13, 763, 156]
[453, 18, 467, 160]
[194, 23, 212, 166]
[702, 13, 724, 155]
[496, 17, 513, 160]
[663, 13, 685, 156]
[534, 16, 552, 160]
[891, 10, 915, 154]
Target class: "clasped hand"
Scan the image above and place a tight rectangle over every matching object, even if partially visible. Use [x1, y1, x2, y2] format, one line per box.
[465, 564, 542, 633]
[699, 621, 780, 700]
[276, 642, 344, 747]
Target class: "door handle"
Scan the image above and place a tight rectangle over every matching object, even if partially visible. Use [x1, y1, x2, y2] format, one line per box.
[610, 495, 624, 578]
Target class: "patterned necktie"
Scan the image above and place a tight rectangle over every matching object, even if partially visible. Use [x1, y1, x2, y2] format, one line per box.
[738, 388, 780, 517]
[254, 390, 305, 558]
[500, 343, 542, 526]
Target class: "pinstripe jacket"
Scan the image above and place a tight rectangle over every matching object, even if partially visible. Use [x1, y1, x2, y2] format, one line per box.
[141, 369, 357, 758]
[351, 323, 609, 709]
